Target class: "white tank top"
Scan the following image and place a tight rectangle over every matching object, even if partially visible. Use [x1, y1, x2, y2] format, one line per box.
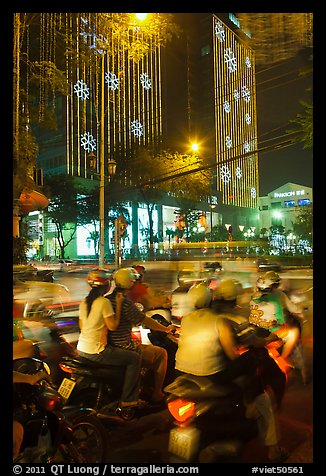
[175, 308, 227, 376]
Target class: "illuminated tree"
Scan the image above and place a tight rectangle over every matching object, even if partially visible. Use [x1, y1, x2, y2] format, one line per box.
[120, 147, 209, 253]
[236, 13, 313, 66]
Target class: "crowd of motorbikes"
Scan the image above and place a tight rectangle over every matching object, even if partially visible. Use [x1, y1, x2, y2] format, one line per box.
[13, 263, 312, 463]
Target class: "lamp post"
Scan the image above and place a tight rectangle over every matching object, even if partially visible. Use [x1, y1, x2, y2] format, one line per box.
[209, 198, 216, 242]
[88, 152, 117, 268]
[87, 50, 118, 269]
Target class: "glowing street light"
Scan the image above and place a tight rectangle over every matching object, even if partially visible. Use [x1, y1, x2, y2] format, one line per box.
[135, 13, 148, 21]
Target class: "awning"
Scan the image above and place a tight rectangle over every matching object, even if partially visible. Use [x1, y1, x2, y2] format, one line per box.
[17, 189, 49, 215]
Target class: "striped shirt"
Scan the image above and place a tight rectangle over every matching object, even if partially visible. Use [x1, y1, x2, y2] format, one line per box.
[106, 291, 145, 351]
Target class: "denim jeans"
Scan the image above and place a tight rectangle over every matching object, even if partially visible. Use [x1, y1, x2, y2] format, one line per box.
[78, 345, 141, 403]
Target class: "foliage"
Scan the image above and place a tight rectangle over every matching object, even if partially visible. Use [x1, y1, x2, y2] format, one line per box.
[288, 100, 313, 150]
[120, 147, 210, 249]
[95, 13, 181, 62]
[13, 236, 29, 264]
[293, 204, 313, 241]
[78, 183, 130, 256]
[43, 174, 85, 258]
[237, 13, 313, 65]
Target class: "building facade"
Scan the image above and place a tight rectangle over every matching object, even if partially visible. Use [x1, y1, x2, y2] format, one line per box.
[18, 13, 263, 259]
[258, 182, 312, 232]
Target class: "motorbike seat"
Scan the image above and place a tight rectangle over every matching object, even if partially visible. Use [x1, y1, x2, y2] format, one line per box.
[165, 374, 239, 400]
[60, 356, 126, 379]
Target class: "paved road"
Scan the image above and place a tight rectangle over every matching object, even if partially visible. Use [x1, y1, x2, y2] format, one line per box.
[91, 344, 313, 465]
[23, 263, 313, 465]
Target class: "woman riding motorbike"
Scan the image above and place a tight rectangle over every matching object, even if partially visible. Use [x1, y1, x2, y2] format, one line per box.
[76, 268, 143, 409]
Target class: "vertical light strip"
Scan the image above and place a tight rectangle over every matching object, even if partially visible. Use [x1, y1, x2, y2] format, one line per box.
[213, 14, 258, 209]
[65, 13, 71, 175]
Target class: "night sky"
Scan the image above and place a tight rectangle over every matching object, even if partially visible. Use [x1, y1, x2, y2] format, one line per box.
[256, 49, 313, 196]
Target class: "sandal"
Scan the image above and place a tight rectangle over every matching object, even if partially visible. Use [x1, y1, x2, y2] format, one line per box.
[119, 399, 147, 408]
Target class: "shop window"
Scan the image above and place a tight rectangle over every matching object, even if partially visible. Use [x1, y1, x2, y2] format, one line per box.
[284, 200, 295, 207]
[298, 198, 311, 206]
[271, 202, 282, 209]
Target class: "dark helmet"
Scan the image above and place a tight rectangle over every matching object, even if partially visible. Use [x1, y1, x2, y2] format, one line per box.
[87, 268, 112, 288]
[132, 265, 146, 280]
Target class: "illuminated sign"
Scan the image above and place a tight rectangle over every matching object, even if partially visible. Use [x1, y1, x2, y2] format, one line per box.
[274, 190, 305, 198]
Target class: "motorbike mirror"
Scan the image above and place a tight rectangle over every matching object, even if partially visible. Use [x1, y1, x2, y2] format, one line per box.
[134, 302, 144, 312]
[43, 361, 51, 375]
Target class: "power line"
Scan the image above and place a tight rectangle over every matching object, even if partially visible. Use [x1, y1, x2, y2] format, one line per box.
[129, 132, 301, 189]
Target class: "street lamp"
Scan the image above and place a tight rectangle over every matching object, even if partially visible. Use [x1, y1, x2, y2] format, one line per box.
[88, 151, 117, 268]
[209, 197, 216, 242]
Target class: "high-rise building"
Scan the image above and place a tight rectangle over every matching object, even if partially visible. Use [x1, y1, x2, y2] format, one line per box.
[35, 13, 164, 179]
[164, 13, 259, 209]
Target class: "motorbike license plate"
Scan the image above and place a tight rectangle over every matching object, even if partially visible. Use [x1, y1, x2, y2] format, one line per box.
[58, 378, 76, 400]
[168, 426, 201, 461]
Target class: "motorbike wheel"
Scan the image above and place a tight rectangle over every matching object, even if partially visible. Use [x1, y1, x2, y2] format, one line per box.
[58, 414, 108, 463]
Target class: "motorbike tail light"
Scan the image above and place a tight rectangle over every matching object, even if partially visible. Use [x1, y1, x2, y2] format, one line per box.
[59, 362, 73, 374]
[267, 348, 289, 381]
[167, 398, 195, 423]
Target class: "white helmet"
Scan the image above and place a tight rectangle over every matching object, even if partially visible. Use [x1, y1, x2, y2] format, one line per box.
[256, 271, 281, 291]
[113, 267, 139, 289]
[214, 279, 242, 301]
[187, 283, 212, 309]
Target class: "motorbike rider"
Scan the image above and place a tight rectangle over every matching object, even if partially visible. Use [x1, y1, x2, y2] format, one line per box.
[76, 269, 143, 409]
[126, 265, 171, 312]
[175, 281, 288, 462]
[13, 339, 52, 460]
[249, 271, 303, 364]
[107, 267, 176, 404]
[212, 278, 287, 409]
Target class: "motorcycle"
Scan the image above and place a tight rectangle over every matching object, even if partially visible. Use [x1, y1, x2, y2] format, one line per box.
[164, 373, 258, 463]
[58, 355, 137, 421]
[13, 357, 108, 463]
[58, 308, 179, 421]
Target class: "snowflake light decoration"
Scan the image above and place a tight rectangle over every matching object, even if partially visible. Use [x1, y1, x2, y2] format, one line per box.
[220, 165, 231, 183]
[250, 187, 257, 198]
[224, 48, 237, 73]
[130, 120, 144, 138]
[224, 100, 231, 113]
[245, 57, 251, 68]
[105, 71, 119, 90]
[241, 86, 251, 103]
[225, 136, 232, 149]
[215, 21, 225, 42]
[81, 132, 96, 152]
[243, 141, 250, 153]
[233, 89, 240, 101]
[245, 113, 251, 125]
[74, 80, 89, 100]
[236, 166, 242, 179]
[140, 73, 152, 90]
[79, 17, 106, 55]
